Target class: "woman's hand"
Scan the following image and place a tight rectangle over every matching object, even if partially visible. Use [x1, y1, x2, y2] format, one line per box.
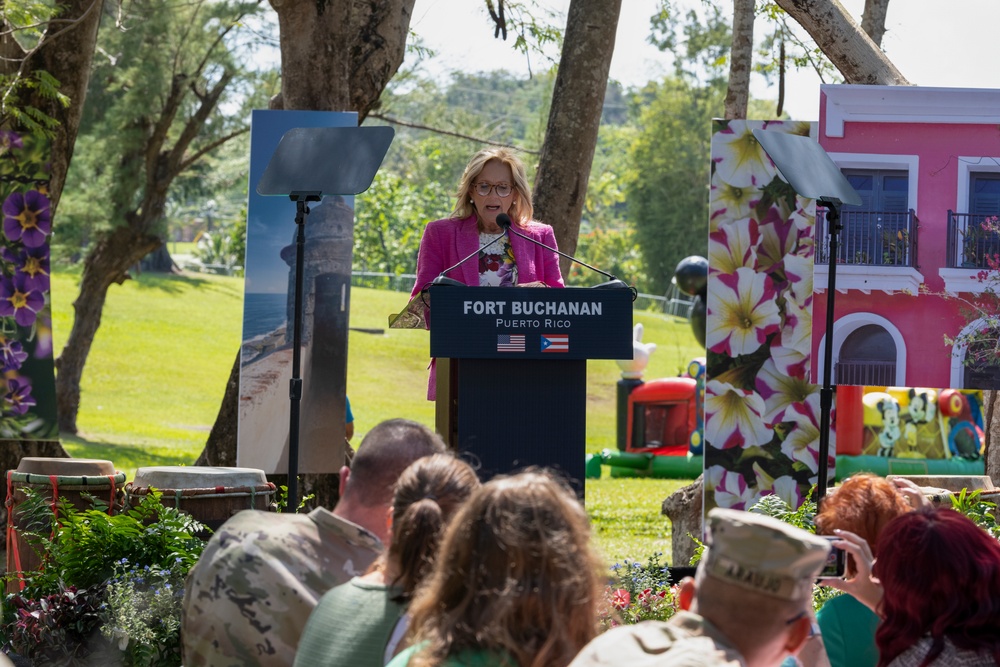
[816, 529, 883, 615]
[890, 477, 932, 509]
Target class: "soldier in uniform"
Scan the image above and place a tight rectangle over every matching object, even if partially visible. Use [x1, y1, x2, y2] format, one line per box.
[569, 508, 832, 667]
[181, 418, 447, 667]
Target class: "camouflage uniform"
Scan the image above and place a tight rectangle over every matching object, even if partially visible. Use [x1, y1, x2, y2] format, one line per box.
[568, 612, 746, 667]
[181, 508, 382, 667]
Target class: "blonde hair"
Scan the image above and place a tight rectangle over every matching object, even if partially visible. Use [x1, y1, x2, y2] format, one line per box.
[404, 469, 602, 667]
[450, 147, 534, 228]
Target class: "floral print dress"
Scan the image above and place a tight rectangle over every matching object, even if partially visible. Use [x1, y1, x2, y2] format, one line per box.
[478, 232, 518, 286]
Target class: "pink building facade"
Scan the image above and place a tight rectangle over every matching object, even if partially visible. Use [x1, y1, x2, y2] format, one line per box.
[811, 85, 1000, 390]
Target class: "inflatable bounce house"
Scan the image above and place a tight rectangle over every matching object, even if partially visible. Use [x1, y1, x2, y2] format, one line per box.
[834, 385, 986, 478]
[585, 255, 986, 480]
[586, 358, 706, 478]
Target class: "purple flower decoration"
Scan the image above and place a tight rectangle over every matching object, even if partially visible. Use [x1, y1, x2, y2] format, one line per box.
[14, 245, 50, 293]
[0, 338, 27, 371]
[0, 131, 23, 153]
[4, 378, 35, 416]
[0, 274, 44, 327]
[3, 190, 51, 248]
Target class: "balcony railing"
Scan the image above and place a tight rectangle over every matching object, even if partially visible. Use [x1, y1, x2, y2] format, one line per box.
[947, 211, 1000, 269]
[816, 209, 918, 267]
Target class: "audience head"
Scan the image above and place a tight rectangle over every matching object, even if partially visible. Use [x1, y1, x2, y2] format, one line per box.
[451, 147, 533, 227]
[386, 453, 480, 599]
[686, 508, 831, 667]
[405, 469, 602, 667]
[341, 418, 447, 509]
[815, 473, 911, 575]
[873, 507, 1000, 666]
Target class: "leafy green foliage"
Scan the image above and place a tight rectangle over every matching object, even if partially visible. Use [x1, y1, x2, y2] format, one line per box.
[354, 171, 450, 275]
[54, 0, 265, 256]
[5, 584, 110, 665]
[748, 489, 818, 532]
[949, 488, 1000, 539]
[626, 77, 721, 293]
[11, 488, 205, 595]
[3, 488, 206, 665]
[101, 561, 187, 666]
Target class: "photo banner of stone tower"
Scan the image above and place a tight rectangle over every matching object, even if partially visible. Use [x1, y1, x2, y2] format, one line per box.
[238, 110, 393, 481]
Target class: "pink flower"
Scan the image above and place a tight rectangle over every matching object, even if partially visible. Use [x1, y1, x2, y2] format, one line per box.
[611, 588, 630, 610]
[706, 267, 781, 357]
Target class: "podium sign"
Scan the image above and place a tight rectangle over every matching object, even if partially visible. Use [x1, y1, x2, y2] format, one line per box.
[429, 286, 632, 490]
[430, 287, 633, 360]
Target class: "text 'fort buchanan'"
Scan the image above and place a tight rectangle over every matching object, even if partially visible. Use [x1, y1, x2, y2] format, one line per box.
[428, 286, 633, 361]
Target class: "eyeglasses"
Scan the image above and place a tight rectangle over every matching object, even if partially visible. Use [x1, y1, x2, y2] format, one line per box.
[474, 182, 513, 197]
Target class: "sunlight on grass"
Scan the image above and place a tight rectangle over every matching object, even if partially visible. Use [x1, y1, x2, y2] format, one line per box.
[585, 475, 694, 566]
[50, 269, 243, 462]
[49, 272, 701, 560]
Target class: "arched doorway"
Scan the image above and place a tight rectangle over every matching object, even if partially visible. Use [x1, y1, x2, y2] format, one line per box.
[835, 324, 897, 385]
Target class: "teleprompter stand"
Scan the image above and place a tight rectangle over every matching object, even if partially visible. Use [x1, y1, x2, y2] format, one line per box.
[752, 129, 861, 500]
[256, 125, 394, 511]
[429, 286, 632, 492]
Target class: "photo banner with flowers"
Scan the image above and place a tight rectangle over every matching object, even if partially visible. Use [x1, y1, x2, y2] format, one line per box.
[0, 131, 58, 438]
[704, 120, 826, 513]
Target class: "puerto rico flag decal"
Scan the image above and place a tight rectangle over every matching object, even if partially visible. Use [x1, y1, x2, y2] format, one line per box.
[540, 334, 569, 352]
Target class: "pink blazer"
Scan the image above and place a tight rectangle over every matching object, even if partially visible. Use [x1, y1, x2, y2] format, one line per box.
[410, 214, 565, 297]
[410, 214, 565, 399]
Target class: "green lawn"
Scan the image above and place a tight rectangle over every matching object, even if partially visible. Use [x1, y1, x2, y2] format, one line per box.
[50, 268, 698, 564]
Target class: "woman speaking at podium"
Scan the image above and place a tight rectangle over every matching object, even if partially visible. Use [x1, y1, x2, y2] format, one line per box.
[410, 147, 564, 399]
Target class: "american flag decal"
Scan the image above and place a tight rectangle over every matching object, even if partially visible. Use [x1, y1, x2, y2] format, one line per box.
[497, 334, 526, 352]
[540, 334, 569, 352]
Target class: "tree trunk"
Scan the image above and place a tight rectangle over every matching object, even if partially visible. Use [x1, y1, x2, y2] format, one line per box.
[724, 0, 755, 120]
[141, 244, 177, 273]
[533, 0, 623, 279]
[269, 0, 415, 116]
[986, 390, 1000, 487]
[662, 475, 703, 567]
[774, 0, 908, 85]
[860, 0, 890, 48]
[55, 227, 161, 433]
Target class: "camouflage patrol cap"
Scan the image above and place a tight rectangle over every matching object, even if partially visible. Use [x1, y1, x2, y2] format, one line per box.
[700, 508, 830, 601]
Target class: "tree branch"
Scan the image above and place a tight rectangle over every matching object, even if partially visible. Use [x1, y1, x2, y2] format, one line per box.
[367, 112, 539, 154]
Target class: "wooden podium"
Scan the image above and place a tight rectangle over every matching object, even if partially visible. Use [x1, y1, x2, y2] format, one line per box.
[429, 286, 632, 489]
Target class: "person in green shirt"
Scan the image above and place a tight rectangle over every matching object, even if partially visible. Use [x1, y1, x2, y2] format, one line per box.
[388, 470, 604, 667]
[295, 454, 481, 667]
[813, 474, 920, 667]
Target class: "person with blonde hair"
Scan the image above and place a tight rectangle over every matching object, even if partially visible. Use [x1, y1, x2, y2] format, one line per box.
[386, 469, 602, 667]
[294, 454, 481, 667]
[409, 147, 564, 400]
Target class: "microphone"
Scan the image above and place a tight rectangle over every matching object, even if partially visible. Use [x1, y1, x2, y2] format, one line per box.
[496, 214, 634, 294]
[426, 227, 508, 289]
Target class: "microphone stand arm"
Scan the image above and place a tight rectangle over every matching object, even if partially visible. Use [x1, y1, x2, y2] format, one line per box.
[505, 225, 619, 282]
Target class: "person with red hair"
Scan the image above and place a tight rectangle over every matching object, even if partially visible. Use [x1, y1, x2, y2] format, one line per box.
[812, 474, 914, 667]
[825, 506, 1000, 667]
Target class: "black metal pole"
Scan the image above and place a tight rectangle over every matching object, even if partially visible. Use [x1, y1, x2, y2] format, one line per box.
[287, 195, 316, 512]
[817, 200, 841, 501]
